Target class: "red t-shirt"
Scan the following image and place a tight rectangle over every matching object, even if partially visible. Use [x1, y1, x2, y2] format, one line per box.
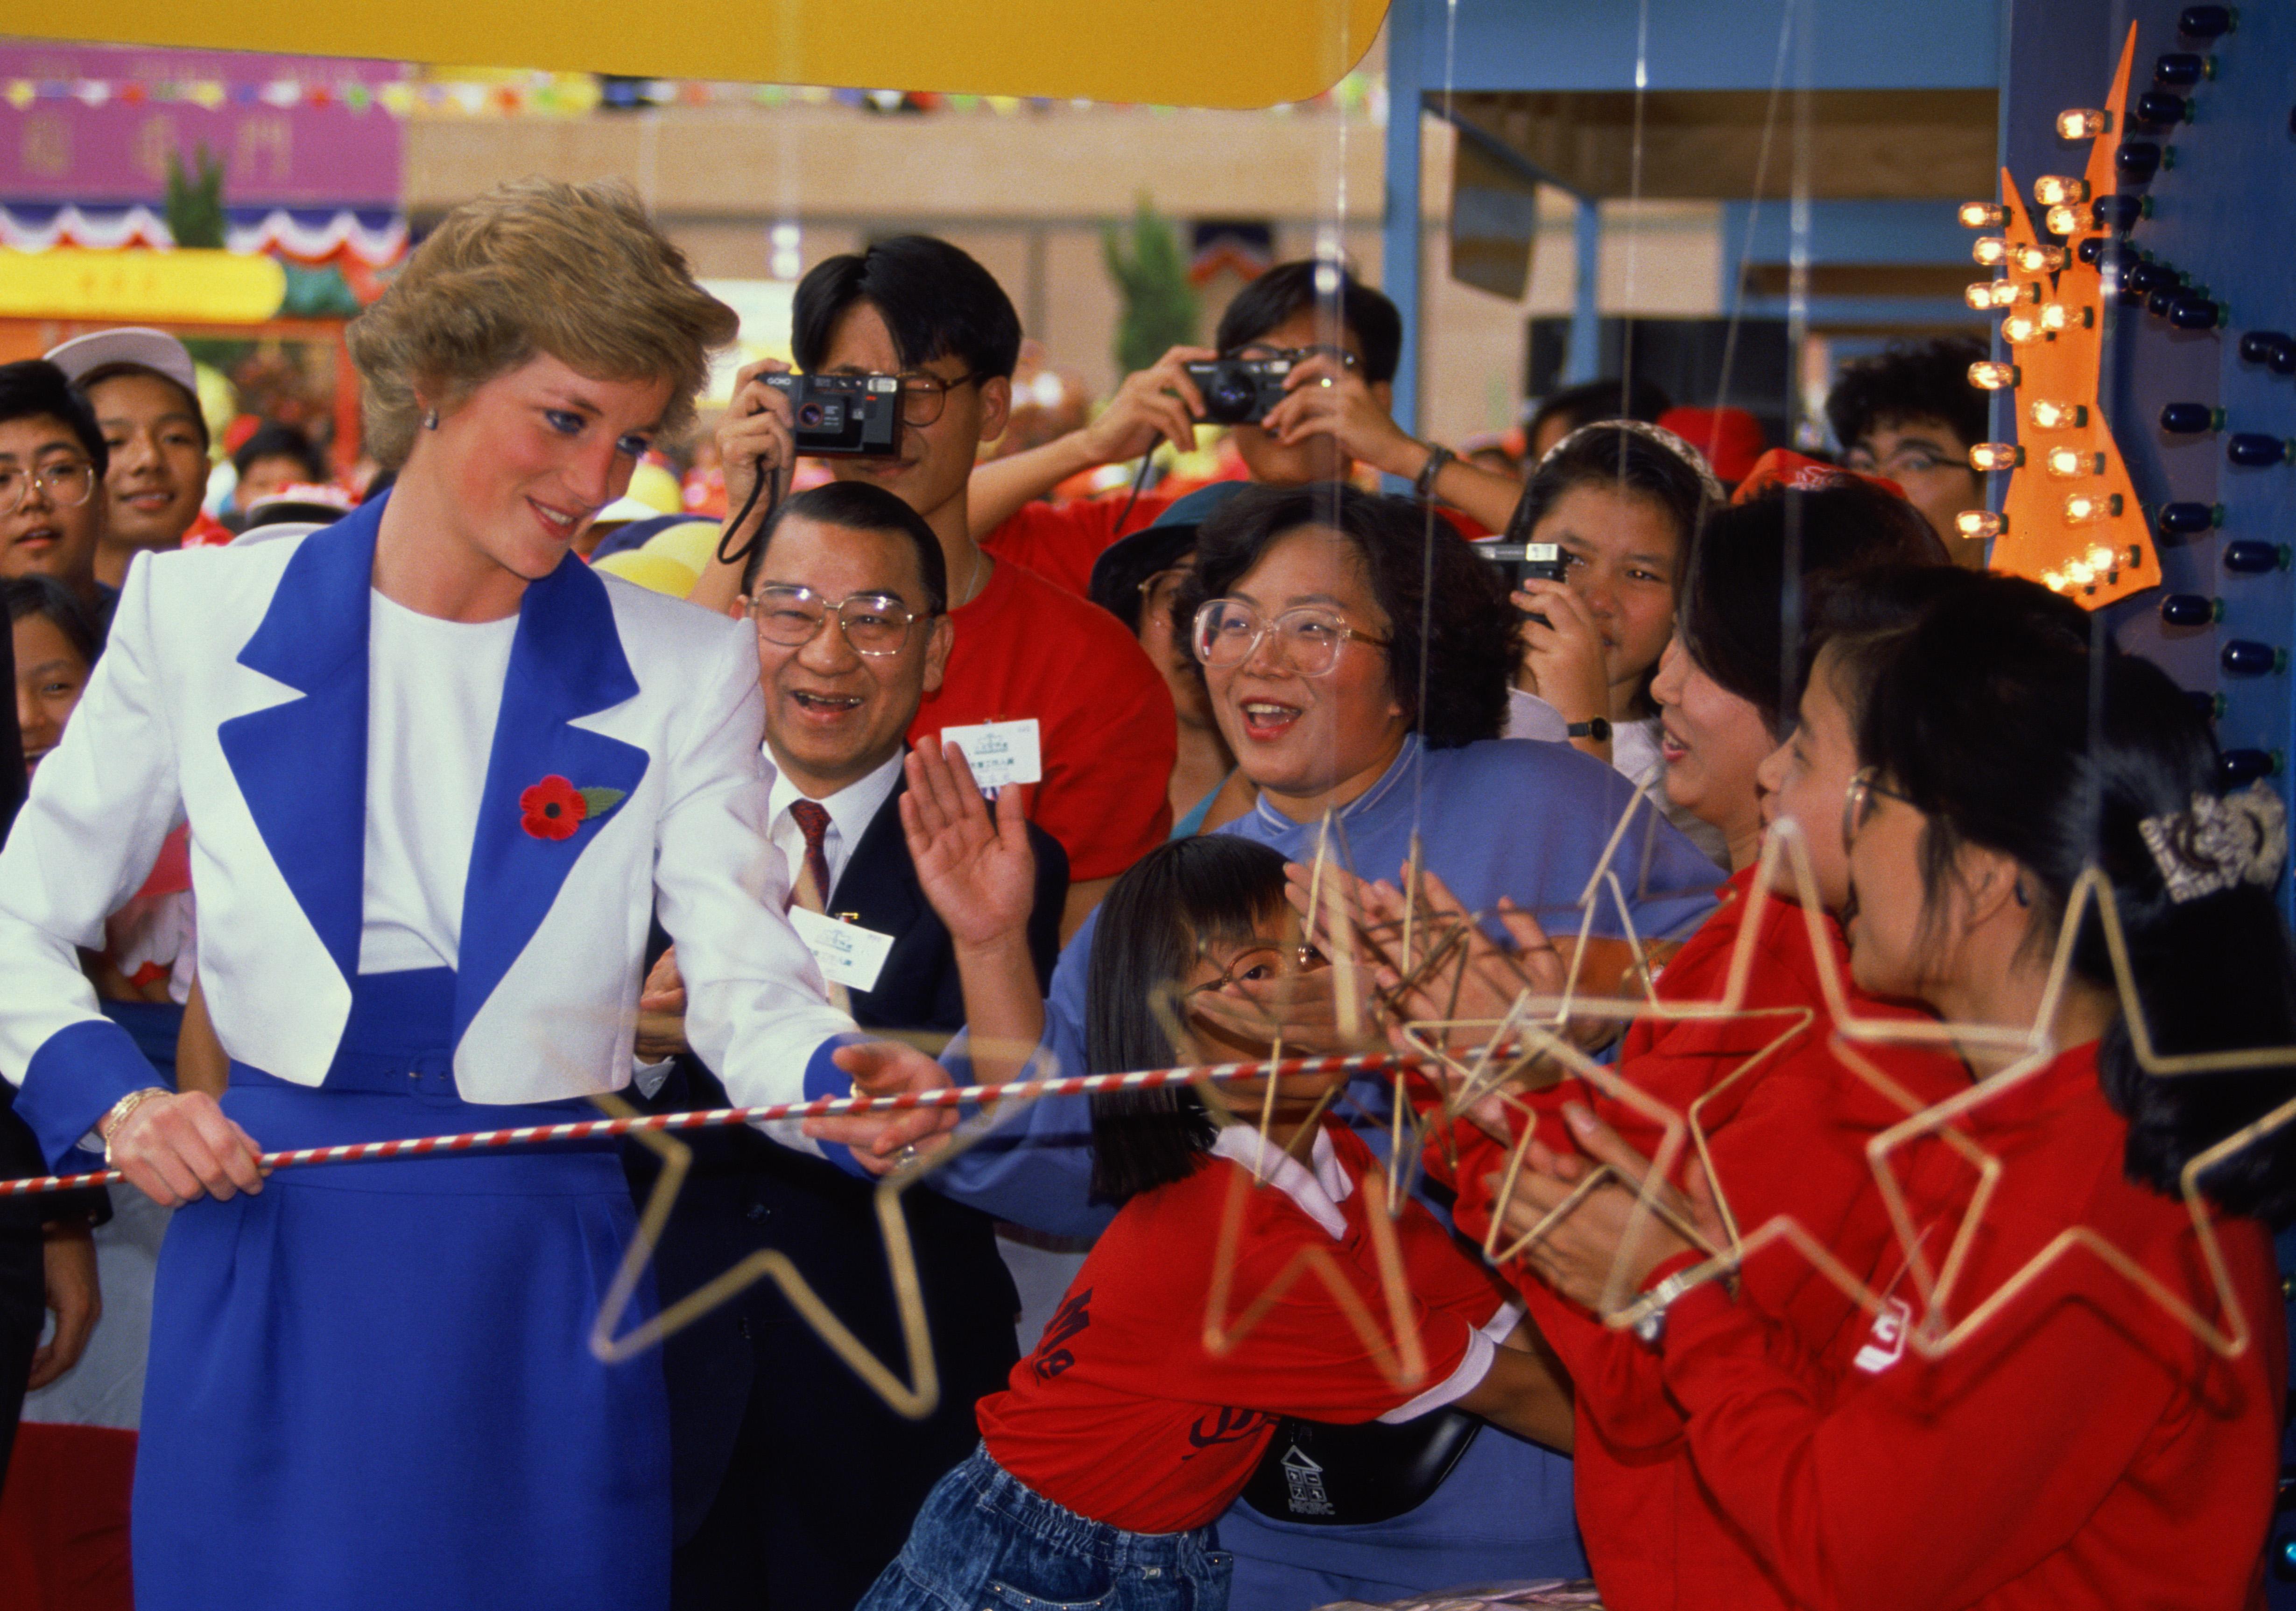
[984, 492, 1486, 601]
[978, 1122, 1514, 1533]
[983, 493, 1178, 598]
[1434, 868, 1973, 1611]
[1660, 1039, 2284, 1611]
[908, 556, 1175, 881]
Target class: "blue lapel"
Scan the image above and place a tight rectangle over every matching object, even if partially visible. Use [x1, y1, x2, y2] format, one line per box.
[453, 553, 649, 1047]
[217, 500, 380, 986]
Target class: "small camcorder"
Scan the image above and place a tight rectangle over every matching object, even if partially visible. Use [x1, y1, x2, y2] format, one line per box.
[1183, 357, 1294, 426]
[1477, 542, 1570, 625]
[762, 372, 902, 457]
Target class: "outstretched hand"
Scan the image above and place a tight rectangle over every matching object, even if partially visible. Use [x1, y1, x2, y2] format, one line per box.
[802, 1039, 961, 1174]
[901, 741, 1037, 950]
[1493, 1101, 1726, 1308]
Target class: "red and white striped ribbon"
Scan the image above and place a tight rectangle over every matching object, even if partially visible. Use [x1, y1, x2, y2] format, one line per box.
[0, 1049, 1428, 1197]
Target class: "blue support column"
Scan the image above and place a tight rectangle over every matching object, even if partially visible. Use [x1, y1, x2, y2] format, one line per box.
[1381, 0, 1425, 433]
[1567, 197, 1602, 383]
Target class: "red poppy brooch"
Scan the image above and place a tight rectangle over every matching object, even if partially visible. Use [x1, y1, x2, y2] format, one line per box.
[519, 774, 627, 841]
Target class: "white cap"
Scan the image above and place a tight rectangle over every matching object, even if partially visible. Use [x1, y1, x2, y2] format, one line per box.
[44, 327, 200, 398]
[590, 495, 660, 526]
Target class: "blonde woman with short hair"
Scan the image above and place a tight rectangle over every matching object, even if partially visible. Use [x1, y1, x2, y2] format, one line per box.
[0, 178, 956, 1611]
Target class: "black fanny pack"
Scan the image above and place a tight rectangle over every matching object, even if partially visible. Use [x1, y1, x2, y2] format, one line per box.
[1237, 1410, 1481, 1526]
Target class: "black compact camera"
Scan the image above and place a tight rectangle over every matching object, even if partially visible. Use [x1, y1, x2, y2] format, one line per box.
[1183, 356, 1294, 426]
[1476, 541, 1570, 591]
[761, 371, 902, 457]
[1478, 542, 1571, 627]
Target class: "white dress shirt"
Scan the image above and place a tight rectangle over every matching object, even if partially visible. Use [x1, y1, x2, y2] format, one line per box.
[765, 747, 905, 908]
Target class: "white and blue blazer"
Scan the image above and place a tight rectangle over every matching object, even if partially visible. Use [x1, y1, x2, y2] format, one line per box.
[0, 497, 859, 1166]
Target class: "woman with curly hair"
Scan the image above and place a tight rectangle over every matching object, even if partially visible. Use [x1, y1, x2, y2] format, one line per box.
[0, 178, 953, 1611]
[925, 483, 1721, 1608]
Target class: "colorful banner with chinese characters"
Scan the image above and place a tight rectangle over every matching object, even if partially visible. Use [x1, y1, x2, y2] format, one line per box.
[0, 43, 405, 208]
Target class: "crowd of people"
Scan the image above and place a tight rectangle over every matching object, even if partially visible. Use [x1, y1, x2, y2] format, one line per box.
[0, 175, 2286, 1611]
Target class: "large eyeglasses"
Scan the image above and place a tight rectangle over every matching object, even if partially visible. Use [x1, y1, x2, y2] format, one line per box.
[1232, 342, 1362, 372]
[1841, 765, 1918, 847]
[750, 586, 934, 657]
[1192, 599, 1391, 677]
[1185, 942, 1328, 998]
[898, 372, 982, 428]
[0, 460, 96, 515]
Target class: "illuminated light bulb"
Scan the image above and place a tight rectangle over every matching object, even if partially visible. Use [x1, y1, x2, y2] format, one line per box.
[2037, 302, 2089, 332]
[2034, 175, 2091, 207]
[1969, 361, 2021, 391]
[2028, 398, 2087, 430]
[2057, 107, 2112, 139]
[2065, 559, 2098, 587]
[2002, 311, 2044, 346]
[1958, 201, 2008, 228]
[2042, 570, 2069, 592]
[1965, 280, 2004, 311]
[2046, 446, 2106, 478]
[1956, 509, 2006, 541]
[2063, 490, 2121, 525]
[2086, 544, 2118, 572]
[2013, 243, 2067, 274]
[2046, 204, 2085, 237]
[1972, 236, 2010, 267]
[1968, 443, 2024, 471]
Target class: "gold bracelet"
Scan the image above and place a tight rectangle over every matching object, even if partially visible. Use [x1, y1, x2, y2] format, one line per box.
[99, 1087, 169, 1165]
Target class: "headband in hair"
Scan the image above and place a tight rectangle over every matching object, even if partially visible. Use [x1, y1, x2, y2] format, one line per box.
[1537, 418, 1727, 509]
[2138, 780, 2289, 904]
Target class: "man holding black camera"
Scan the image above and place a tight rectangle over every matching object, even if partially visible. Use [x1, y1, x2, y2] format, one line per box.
[969, 260, 1526, 594]
[696, 237, 1175, 934]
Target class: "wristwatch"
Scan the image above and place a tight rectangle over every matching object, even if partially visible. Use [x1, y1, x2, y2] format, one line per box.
[1565, 718, 1612, 742]
[1631, 1264, 1706, 1349]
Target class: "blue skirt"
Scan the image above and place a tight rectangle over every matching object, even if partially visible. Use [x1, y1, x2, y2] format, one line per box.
[133, 970, 670, 1611]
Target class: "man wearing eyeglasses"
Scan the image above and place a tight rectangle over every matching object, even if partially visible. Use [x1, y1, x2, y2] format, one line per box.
[1825, 337, 1990, 563]
[695, 237, 1175, 938]
[968, 260, 1527, 594]
[0, 361, 113, 632]
[634, 479, 1067, 1611]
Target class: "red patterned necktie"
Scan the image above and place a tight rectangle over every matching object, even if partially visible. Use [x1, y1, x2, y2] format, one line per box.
[788, 798, 833, 913]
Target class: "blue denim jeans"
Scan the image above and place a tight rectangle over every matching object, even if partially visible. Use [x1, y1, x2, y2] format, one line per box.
[859, 1446, 1234, 1611]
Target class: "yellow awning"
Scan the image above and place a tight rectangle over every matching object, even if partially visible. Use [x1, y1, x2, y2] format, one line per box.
[0, 2, 1389, 110]
[0, 247, 287, 322]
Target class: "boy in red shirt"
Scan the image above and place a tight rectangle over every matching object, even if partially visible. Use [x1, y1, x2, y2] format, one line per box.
[698, 238, 1175, 933]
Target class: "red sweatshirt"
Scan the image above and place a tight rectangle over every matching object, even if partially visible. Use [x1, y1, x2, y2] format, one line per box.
[1658, 1038, 2283, 1610]
[979, 1122, 1515, 1533]
[1434, 869, 1973, 1609]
